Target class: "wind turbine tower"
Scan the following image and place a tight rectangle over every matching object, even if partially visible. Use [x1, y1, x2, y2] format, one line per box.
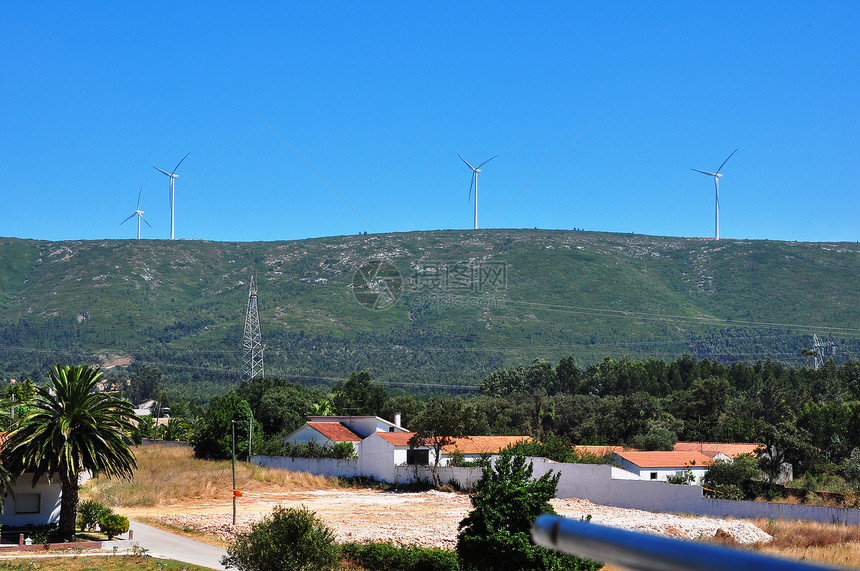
[119, 186, 152, 239]
[458, 154, 498, 230]
[691, 149, 738, 240]
[242, 274, 264, 383]
[153, 152, 190, 240]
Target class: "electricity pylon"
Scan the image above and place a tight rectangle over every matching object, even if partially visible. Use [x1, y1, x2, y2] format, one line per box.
[242, 274, 264, 382]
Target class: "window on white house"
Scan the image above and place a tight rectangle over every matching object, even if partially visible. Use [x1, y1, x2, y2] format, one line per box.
[406, 449, 430, 465]
[650, 472, 658, 480]
[15, 493, 40, 514]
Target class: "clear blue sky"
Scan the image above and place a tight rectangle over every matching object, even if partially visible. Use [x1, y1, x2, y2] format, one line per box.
[2, 2, 857, 243]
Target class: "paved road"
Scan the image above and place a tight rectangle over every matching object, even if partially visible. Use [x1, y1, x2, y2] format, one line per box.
[129, 519, 229, 570]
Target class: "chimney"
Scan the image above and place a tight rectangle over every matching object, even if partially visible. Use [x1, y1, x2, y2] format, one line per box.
[394, 412, 402, 428]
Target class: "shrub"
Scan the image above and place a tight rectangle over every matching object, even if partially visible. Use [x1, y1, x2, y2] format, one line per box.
[666, 467, 694, 485]
[507, 434, 607, 465]
[703, 454, 760, 499]
[710, 484, 745, 501]
[284, 440, 356, 459]
[221, 505, 339, 571]
[456, 448, 601, 571]
[78, 499, 112, 531]
[99, 514, 129, 539]
[342, 542, 460, 571]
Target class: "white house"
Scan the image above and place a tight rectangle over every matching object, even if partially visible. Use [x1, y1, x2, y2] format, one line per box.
[1, 474, 63, 527]
[359, 432, 433, 482]
[609, 451, 721, 484]
[284, 415, 409, 457]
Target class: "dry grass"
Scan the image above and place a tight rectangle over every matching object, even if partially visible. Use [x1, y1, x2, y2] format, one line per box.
[747, 518, 860, 568]
[0, 555, 210, 570]
[81, 444, 339, 507]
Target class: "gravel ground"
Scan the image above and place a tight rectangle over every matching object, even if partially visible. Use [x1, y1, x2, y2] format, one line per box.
[143, 488, 771, 548]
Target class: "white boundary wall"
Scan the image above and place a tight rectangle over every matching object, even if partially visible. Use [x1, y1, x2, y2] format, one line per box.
[252, 455, 860, 525]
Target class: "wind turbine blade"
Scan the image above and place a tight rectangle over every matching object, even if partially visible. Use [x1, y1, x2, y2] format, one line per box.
[458, 153, 476, 171]
[469, 172, 476, 201]
[690, 168, 717, 176]
[153, 166, 171, 177]
[476, 154, 499, 169]
[120, 212, 136, 225]
[141, 214, 153, 228]
[715, 148, 738, 175]
[136, 186, 143, 209]
[171, 152, 190, 175]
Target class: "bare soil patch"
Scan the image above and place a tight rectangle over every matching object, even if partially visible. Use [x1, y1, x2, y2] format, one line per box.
[117, 488, 771, 549]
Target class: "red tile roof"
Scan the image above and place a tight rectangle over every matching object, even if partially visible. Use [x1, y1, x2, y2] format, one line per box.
[307, 422, 362, 442]
[613, 450, 714, 468]
[442, 436, 530, 455]
[673, 442, 760, 458]
[378, 432, 417, 446]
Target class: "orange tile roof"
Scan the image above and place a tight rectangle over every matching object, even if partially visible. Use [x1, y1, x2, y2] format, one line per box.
[378, 432, 417, 446]
[307, 422, 362, 442]
[443, 436, 530, 455]
[614, 450, 715, 468]
[673, 442, 760, 457]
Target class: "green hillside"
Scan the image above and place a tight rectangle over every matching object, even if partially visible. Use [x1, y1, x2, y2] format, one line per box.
[0, 230, 858, 400]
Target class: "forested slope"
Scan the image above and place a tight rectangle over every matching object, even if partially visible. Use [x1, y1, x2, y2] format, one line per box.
[0, 230, 857, 400]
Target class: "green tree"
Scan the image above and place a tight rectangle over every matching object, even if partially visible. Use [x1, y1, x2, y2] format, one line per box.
[160, 416, 193, 441]
[409, 398, 476, 488]
[125, 364, 163, 405]
[331, 371, 388, 416]
[703, 454, 761, 499]
[236, 377, 320, 436]
[456, 448, 600, 571]
[192, 392, 256, 460]
[222, 505, 340, 571]
[0, 364, 137, 539]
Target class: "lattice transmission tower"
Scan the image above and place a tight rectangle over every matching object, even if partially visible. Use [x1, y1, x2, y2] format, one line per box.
[812, 333, 835, 371]
[242, 274, 264, 382]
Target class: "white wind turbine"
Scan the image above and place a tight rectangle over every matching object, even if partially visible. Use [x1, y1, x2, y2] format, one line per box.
[153, 152, 190, 240]
[691, 148, 738, 240]
[458, 153, 498, 230]
[120, 186, 152, 239]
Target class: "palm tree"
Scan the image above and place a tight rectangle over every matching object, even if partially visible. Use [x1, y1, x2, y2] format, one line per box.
[1, 365, 137, 538]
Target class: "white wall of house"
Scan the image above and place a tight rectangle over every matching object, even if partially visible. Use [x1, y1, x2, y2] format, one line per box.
[358, 433, 396, 482]
[618, 465, 709, 484]
[1, 474, 62, 527]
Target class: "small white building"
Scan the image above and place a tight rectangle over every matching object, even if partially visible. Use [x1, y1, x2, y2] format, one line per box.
[284, 415, 409, 458]
[609, 451, 721, 484]
[1, 474, 63, 527]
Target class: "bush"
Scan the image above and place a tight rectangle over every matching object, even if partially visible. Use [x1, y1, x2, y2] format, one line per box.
[703, 454, 761, 499]
[342, 542, 459, 571]
[99, 514, 129, 539]
[284, 440, 356, 459]
[78, 499, 112, 531]
[507, 434, 607, 465]
[456, 448, 601, 571]
[222, 505, 339, 571]
[666, 467, 694, 485]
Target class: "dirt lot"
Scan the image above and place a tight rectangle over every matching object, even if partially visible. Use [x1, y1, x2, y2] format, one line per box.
[118, 488, 771, 548]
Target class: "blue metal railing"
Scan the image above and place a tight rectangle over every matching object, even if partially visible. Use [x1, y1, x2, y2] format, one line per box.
[532, 515, 851, 571]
